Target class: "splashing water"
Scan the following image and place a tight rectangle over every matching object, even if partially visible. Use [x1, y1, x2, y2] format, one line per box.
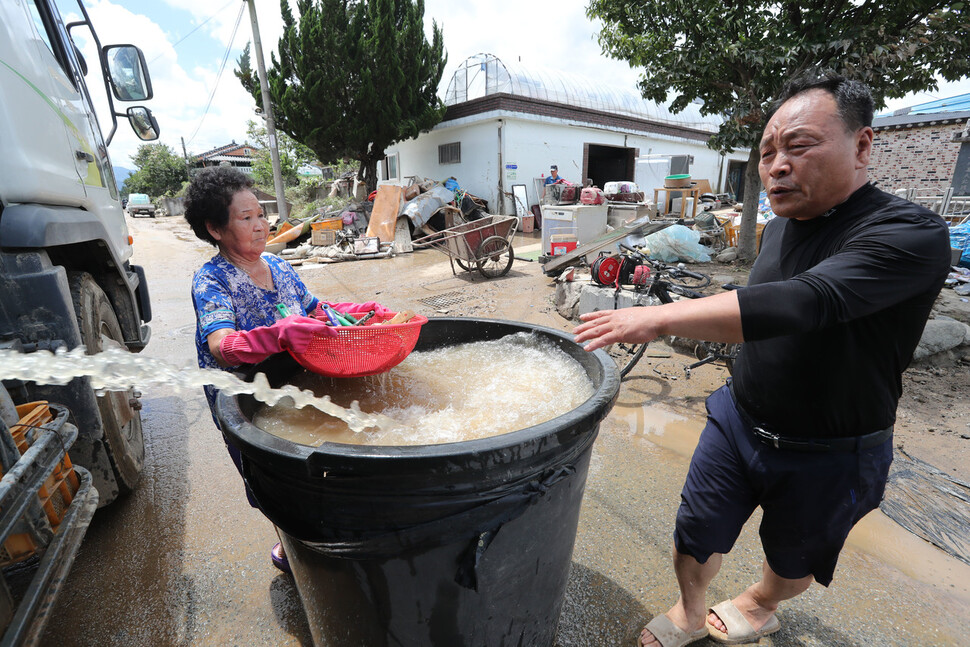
[0, 346, 390, 432]
[255, 332, 595, 446]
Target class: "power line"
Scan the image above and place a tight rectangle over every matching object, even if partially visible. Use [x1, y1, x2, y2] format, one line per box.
[186, 1, 245, 146]
[149, 0, 237, 65]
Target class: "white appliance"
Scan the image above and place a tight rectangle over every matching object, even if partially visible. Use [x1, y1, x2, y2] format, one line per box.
[540, 204, 608, 257]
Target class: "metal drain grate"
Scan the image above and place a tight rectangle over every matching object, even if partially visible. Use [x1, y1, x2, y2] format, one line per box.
[418, 291, 469, 309]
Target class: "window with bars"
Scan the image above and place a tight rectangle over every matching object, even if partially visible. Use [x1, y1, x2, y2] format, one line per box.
[439, 142, 461, 164]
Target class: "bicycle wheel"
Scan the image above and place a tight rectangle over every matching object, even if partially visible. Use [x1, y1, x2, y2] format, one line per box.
[608, 342, 648, 378]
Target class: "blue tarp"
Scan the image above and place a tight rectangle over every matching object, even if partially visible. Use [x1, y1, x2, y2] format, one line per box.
[951, 223, 970, 268]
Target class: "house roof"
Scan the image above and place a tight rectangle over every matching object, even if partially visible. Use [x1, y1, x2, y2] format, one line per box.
[196, 141, 256, 161]
[200, 155, 253, 163]
[873, 92, 970, 130]
[881, 92, 970, 117]
[443, 53, 721, 134]
[873, 109, 970, 130]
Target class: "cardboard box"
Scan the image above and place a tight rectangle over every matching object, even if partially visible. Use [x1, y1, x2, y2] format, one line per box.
[311, 229, 338, 246]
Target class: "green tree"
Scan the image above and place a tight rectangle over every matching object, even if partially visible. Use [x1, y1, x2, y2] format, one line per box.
[235, 0, 447, 192]
[123, 143, 188, 198]
[245, 119, 316, 190]
[587, 1, 969, 259]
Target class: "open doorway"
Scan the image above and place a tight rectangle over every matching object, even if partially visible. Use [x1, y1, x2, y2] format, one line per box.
[726, 160, 747, 202]
[585, 144, 636, 189]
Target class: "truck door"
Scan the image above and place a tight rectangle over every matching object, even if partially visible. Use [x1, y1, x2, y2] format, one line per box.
[1, 0, 87, 203]
[34, 0, 129, 255]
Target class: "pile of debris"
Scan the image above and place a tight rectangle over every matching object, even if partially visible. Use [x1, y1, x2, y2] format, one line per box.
[267, 177, 489, 267]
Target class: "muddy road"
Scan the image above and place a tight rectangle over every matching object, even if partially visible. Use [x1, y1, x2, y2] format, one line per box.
[43, 214, 969, 646]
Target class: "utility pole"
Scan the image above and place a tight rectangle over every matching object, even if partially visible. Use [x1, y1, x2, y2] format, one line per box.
[181, 136, 190, 180]
[245, 0, 288, 221]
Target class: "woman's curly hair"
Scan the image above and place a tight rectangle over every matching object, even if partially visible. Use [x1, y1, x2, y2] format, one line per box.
[184, 166, 255, 246]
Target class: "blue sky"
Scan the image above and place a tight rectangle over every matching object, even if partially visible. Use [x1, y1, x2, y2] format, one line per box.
[68, 0, 970, 170]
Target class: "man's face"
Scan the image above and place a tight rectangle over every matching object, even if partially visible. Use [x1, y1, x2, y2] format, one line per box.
[759, 89, 873, 220]
[550, 169, 558, 179]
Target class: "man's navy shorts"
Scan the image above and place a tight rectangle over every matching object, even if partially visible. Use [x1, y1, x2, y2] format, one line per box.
[674, 384, 893, 586]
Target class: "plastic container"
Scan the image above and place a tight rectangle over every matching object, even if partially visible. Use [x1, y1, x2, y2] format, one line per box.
[216, 317, 620, 647]
[310, 217, 343, 232]
[549, 230, 579, 256]
[287, 312, 427, 378]
[664, 174, 691, 188]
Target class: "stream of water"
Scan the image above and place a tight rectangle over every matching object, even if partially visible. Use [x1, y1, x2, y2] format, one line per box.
[0, 346, 390, 432]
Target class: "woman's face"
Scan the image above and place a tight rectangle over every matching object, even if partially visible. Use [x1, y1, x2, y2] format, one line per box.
[207, 190, 269, 258]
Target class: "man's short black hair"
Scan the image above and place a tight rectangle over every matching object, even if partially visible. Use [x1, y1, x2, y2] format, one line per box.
[768, 69, 874, 133]
[184, 166, 255, 246]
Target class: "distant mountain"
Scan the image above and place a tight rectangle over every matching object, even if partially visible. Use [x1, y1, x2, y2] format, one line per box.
[113, 166, 134, 189]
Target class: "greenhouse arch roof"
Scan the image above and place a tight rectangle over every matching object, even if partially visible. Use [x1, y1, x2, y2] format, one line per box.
[444, 53, 720, 133]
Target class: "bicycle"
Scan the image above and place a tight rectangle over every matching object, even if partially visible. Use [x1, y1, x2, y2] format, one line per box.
[593, 245, 740, 379]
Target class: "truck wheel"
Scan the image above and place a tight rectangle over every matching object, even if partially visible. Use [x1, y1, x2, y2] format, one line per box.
[69, 272, 144, 493]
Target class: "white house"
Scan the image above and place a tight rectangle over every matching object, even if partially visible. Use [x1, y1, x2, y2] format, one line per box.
[380, 53, 749, 215]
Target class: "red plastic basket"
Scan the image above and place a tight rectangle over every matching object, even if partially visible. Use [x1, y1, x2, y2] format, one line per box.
[288, 313, 428, 378]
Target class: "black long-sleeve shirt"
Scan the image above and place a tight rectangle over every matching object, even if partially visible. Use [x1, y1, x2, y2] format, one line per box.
[733, 183, 951, 438]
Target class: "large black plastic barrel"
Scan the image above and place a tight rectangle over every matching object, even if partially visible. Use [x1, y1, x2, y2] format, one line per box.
[217, 317, 620, 646]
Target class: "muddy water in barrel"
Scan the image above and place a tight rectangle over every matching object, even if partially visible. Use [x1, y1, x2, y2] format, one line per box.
[254, 332, 595, 446]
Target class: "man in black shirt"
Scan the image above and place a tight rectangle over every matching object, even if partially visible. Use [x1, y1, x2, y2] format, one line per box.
[574, 71, 950, 647]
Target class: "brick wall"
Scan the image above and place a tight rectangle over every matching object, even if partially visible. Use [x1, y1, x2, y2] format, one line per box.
[869, 124, 963, 193]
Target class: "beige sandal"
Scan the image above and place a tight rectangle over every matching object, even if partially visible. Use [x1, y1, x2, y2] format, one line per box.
[636, 614, 709, 647]
[707, 599, 780, 644]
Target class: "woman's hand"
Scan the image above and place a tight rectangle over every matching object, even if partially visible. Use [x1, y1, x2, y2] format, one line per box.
[215, 316, 337, 366]
[573, 308, 661, 352]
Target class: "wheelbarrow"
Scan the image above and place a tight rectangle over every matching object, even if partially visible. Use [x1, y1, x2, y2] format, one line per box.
[412, 214, 517, 278]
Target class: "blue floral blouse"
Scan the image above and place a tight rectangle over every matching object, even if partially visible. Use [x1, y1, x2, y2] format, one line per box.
[192, 252, 319, 409]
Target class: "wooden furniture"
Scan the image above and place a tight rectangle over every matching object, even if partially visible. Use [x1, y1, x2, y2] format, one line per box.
[654, 186, 700, 219]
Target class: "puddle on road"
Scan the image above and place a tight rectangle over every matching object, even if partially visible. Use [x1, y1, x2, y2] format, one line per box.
[848, 508, 970, 598]
[611, 401, 970, 601]
[613, 401, 701, 456]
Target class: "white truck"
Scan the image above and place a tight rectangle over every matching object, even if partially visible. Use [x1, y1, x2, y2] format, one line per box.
[0, 0, 160, 641]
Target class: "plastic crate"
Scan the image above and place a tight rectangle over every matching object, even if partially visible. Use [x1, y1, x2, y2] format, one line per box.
[724, 221, 765, 249]
[0, 402, 80, 567]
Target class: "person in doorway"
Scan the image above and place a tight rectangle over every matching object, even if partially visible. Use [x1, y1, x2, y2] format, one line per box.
[544, 164, 564, 185]
[574, 71, 951, 647]
[185, 166, 387, 575]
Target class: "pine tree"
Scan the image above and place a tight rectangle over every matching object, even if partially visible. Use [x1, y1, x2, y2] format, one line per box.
[235, 0, 447, 192]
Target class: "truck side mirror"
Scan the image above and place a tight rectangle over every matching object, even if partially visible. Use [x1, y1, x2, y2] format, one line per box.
[127, 107, 159, 141]
[103, 44, 153, 102]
